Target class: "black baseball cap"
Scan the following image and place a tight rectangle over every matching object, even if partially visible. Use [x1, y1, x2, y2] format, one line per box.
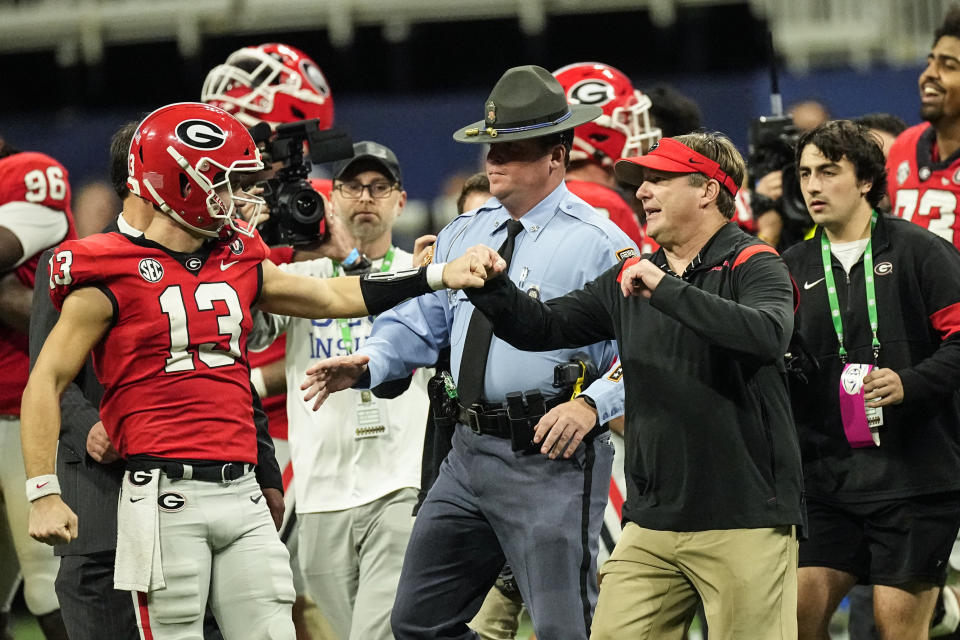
[332, 141, 402, 185]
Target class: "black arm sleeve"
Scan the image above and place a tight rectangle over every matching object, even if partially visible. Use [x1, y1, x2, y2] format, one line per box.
[359, 267, 432, 316]
[29, 249, 100, 458]
[251, 385, 283, 492]
[465, 266, 618, 351]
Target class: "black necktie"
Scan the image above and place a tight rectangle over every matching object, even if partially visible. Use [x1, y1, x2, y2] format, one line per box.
[457, 219, 524, 408]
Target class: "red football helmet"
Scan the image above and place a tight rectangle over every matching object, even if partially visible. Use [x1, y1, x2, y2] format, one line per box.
[553, 62, 661, 166]
[201, 43, 334, 129]
[127, 102, 265, 238]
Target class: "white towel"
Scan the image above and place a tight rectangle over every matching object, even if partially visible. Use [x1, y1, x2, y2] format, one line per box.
[114, 469, 165, 592]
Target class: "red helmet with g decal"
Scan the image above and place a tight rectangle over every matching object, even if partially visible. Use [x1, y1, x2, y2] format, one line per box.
[127, 102, 264, 238]
[201, 43, 334, 129]
[553, 62, 661, 167]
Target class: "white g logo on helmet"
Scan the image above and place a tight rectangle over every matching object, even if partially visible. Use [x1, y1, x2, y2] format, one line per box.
[175, 119, 227, 150]
[567, 80, 616, 106]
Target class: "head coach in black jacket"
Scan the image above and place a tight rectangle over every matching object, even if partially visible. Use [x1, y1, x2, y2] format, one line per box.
[464, 131, 803, 639]
[26, 122, 283, 640]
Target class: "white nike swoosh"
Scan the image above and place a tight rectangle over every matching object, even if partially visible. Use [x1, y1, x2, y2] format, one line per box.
[220, 260, 238, 271]
[803, 278, 826, 290]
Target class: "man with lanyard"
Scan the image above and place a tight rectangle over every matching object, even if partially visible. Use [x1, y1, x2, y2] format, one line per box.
[300, 65, 632, 640]
[784, 120, 960, 639]
[248, 141, 427, 640]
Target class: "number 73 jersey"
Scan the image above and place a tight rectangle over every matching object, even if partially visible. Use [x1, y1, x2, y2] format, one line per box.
[48, 230, 270, 463]
[888, 122, 960, 249]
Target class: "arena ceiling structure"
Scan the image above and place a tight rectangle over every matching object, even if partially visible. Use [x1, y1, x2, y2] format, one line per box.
[0, 0, 951, 112]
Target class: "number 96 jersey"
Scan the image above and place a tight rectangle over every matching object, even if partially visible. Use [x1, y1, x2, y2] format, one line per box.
[888, 122, 960, 249]
[48, 230, 270, 464]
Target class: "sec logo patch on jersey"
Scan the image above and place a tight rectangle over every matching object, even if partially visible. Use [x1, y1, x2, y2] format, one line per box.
[139, 258, 164, 283]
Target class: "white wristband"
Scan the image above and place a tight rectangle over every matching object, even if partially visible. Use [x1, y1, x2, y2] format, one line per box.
[25, 475, 61, 502]
[426, 263, 446, 291]
[250, 367, 267, 397]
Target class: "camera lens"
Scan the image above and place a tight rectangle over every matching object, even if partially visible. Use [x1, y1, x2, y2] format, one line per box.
[292, 190, 323, 223]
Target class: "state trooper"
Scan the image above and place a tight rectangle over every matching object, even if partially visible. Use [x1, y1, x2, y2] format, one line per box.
[300, 64, 636, 640]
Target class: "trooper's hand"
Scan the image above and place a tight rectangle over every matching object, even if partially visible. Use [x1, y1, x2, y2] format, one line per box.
[413, 234, 437, 266]
[29, 495, 78, 546]
[534, 397, 599, 459]
[86, 421, 119, 464]
[301, 354, 371, 410]
[620, 258, 665, 299]
[442, 245, 505, 289]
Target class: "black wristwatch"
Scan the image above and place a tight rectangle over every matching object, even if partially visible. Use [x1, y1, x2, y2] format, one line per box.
[578, 394, 597, 410]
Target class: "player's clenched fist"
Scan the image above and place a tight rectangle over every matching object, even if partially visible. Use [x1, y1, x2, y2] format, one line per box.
[442, 245, 506, 289]
[29, 495, 78, 546]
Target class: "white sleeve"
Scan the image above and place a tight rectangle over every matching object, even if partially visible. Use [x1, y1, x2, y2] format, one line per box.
[0, 201, 69, 267]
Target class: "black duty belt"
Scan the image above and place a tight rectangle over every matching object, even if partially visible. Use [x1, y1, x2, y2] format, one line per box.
[456, 395, 567, 438]
[126, 456, 254, 483]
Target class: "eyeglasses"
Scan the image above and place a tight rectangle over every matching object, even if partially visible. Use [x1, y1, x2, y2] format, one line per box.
[334, 181, 398, 199]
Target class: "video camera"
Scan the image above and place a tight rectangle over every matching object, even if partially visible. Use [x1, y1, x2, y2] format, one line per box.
[747, 115, 809, 229]
[249, 119, 354, 247]
[747, 30, 813, 248]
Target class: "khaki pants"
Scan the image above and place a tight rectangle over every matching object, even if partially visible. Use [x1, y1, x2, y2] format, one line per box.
[469, 583, 524, 640]
[591, 522, 798, 640]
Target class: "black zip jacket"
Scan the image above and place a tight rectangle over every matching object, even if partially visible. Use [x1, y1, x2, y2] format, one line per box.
[784, 214, 960, 502]
[467, 222, 804, 531]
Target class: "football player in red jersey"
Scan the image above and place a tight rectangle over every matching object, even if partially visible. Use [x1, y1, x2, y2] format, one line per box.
[0, 136, 73, 640]
[888, 6, 960, 249]
[553, 61, 661, 254]
[20, 102, 499, 640]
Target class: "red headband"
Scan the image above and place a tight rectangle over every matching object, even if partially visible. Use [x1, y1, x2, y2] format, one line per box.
[614, 138, 740, 197]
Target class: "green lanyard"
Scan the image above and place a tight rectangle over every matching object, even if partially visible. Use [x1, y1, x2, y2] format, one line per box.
[819, 212, 880, 364]
[333, 246, 395, 354]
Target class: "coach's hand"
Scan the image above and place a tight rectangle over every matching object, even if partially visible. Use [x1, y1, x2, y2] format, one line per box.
[534, 397, 599, 459]
[620, 258, 665, 299]
[263, 488, 284, 531]
[302, 354, 370, 410]
[86, 421, 120, 464]
[29, 495, 78, 546]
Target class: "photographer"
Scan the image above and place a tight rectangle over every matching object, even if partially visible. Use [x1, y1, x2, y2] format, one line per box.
[248, 142, 428, 640]
[748, 115, 812, 251]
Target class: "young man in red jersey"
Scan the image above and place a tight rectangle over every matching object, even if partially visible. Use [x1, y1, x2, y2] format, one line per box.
[888, 6, 960, 249]
[20, 102, 499, 640]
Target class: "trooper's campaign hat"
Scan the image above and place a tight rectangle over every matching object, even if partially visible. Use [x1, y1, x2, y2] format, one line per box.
[453, 65, 601, 144]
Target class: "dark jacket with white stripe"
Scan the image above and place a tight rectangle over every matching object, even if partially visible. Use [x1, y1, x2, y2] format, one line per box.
[784, 213, 960, 502]
[467, 222, 805, 532]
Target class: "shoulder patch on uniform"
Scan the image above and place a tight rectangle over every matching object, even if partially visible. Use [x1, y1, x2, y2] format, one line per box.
[732, 244, 779, 269]
[606, 365, 623, 382]
[616, 247, 637, 261]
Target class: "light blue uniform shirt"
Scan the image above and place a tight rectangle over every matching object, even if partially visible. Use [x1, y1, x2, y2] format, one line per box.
[358, 181, 634, 423]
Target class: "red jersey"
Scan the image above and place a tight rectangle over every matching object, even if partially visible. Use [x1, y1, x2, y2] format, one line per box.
[0, 151, 76, 415]
[49, 230, 270, 463]
[566, 179, 647, 250]
[888, 122, 960, 249]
